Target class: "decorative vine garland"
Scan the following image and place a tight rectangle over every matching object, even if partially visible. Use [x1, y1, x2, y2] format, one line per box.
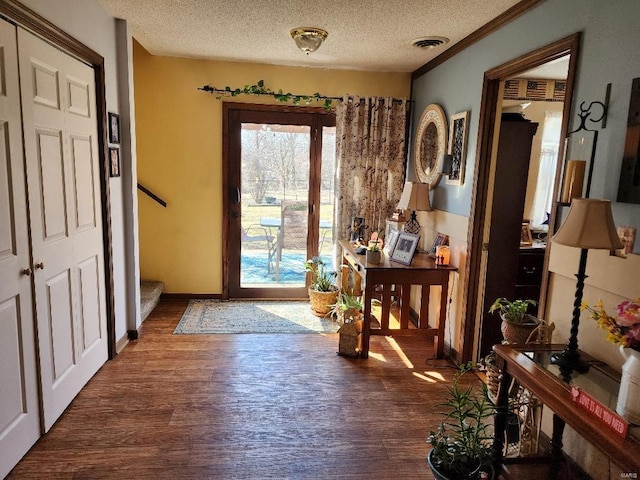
[198, 80, 338, 110]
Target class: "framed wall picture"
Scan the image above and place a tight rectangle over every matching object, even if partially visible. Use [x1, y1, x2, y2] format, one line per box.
[446, 111, 469, 186]
[109, 147, 120, 177]
[428, 233, 449, 257]
[390, 232, 420, 265]
[108, 112, 120, 144]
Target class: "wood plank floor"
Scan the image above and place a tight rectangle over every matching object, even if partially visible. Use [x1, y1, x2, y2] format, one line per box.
[8, 298, 588, 479]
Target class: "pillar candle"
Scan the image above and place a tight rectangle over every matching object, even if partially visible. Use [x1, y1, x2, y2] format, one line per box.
[435, 245, 450, 266]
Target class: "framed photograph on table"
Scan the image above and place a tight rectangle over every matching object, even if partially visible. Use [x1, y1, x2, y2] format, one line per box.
[446, 111, 469, 185]
[520, 221, 533, 247]
[390, 232, 420, 265]
[428, 233, 449, 257]
[383, 230, 399, 256]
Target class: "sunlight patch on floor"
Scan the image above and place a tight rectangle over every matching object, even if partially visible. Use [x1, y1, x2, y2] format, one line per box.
[368, 352, 386, 362]
[384, 336, 414, 369]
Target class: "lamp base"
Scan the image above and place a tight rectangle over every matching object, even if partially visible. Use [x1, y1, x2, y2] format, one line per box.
[404, 211, 421, 234]
[550, 348, 590, 374]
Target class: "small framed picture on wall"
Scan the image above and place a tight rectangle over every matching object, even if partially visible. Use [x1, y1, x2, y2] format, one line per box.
[109, 147, 120, 177]
[108, 112, 120, 144]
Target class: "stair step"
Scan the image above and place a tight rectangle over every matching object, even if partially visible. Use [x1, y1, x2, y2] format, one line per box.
[140, 280, 164, 322]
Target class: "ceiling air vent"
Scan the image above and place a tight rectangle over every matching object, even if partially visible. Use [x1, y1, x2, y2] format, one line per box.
[411, 36, 449, 49]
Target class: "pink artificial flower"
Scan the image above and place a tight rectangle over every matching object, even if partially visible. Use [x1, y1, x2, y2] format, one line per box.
[626, 323, 640, 349]
[616, 300, 640, 327]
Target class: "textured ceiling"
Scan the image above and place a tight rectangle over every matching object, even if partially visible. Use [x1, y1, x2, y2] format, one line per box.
[97, 0, 523, 72]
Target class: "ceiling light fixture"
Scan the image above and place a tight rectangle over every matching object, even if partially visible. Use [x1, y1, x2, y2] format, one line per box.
[290, 27, 328, 54]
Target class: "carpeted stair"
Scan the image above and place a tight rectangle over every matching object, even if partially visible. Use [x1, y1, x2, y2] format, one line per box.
[140, 280, 164, 322]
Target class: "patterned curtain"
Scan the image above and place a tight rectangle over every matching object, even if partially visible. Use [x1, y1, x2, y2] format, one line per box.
[334, 95, 409, 247]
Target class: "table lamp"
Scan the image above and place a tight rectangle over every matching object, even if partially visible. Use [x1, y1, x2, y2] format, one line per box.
[397, 182, 431, 235]
[550, 198, 623, 372]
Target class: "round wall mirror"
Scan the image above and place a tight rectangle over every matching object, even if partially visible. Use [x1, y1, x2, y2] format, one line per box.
[414, 104, 448, 188]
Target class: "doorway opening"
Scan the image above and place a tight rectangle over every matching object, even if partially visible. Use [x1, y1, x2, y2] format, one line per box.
[462, 33, 581, 361]
[223, 103, 336, 299]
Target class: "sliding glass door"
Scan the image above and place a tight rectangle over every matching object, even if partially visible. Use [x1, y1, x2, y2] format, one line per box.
[224, 104, 335, 298]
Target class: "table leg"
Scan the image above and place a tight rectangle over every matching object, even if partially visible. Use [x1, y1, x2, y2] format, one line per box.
[550, 413, 566, 475]
[436, 279, 449, 359]
[361, 281, 373, 359]
[493, 363, 511, 475]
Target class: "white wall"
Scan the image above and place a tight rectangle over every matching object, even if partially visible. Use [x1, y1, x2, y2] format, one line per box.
[20, 0, 139, 344]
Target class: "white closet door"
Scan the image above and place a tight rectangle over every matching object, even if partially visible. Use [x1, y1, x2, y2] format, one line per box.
[18, 27, 108, 431]
[0, 19, 41, 479]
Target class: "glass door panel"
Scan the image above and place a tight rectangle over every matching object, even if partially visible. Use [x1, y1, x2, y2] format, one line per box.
[319, 126, 336, 262]
[240, 123, 310, 288]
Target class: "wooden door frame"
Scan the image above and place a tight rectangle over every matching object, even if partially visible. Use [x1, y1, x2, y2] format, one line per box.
[0, 0, 117, 358]
[222, 102, 335, 299]
[460, 33, 581, 362]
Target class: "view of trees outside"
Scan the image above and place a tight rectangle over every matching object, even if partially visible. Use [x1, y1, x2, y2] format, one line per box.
[239, 124, 336, 286]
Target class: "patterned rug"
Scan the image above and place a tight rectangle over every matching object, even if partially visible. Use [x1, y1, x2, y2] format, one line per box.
[174, 299, 340, 334]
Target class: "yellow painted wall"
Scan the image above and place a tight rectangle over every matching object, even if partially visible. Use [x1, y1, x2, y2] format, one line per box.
[133, 41, 410, 293]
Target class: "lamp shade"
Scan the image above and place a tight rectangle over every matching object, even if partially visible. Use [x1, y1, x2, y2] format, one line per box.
[551, 198, 623, 250]
[397, 182, 431, 212]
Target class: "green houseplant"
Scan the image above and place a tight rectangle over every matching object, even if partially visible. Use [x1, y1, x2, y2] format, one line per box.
[330, 292, 364, 323]
[305, 257, 338, 317]
[489, 298, 539, 344]
[427, 364, 495, 480]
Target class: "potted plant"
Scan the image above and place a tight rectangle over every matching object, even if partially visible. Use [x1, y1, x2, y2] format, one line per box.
[489, 298, 539, 344]
[365, 240, 382, 264]
[427, 363, 495, 480]
[305, 257, 339, 317]
[330, 292, 364, 324]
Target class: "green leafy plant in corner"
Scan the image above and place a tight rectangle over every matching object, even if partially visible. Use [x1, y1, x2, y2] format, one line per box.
[305, 257, 337, 292]
[427, 363, 495, 479]
[489, 298, 537, 324]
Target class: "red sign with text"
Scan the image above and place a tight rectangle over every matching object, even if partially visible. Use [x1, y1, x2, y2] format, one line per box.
[571, 386, 628, 438]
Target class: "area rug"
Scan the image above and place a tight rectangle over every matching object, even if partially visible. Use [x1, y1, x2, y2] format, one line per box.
[174, 299, 340, 334]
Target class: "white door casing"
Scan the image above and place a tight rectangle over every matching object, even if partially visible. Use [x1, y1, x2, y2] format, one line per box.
[18, 27, 108, 431]
[0, 19, 41, 479]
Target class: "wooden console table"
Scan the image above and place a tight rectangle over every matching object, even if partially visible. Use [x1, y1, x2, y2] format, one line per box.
[492, 344, 640, 477]
[338, 239, 457, 359]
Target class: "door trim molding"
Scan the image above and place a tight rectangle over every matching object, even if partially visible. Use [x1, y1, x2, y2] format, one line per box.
[0, 0, 116, 358]
[461, 33, 581, 362]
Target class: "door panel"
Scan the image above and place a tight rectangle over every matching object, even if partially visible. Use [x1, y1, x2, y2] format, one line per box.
[225, 105, 335, 299]
[18, 27, 107, 431]
[0, 19, 40, 480]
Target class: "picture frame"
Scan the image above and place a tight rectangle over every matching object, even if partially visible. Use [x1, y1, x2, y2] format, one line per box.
[446, 111, 469, 186]
[390, 232, 420, 265]
[428, 233, 449, 257]
[520, 221, 533, 247]
[109, 147, 120, 177]
[383, 230, 399, 256]
[108, 112, 120, 144]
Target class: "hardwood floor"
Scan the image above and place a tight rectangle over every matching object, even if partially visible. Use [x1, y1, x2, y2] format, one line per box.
[8, 298, 590, 479]
[9, 298, 464, 479]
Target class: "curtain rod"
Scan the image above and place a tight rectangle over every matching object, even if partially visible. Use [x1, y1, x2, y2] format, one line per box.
[198, 82, 410, 109]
